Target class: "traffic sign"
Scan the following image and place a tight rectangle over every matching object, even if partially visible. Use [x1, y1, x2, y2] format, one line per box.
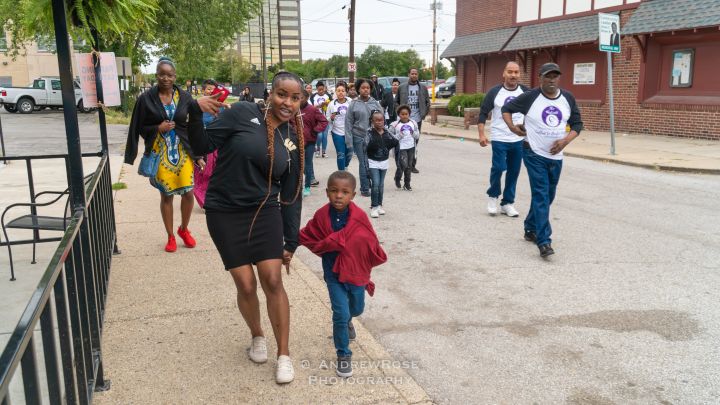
[347, 62, 357, 72]
[599, 13, 621, 53]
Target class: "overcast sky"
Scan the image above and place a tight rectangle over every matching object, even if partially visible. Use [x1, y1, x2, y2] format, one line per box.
[299, 0, 456, 65]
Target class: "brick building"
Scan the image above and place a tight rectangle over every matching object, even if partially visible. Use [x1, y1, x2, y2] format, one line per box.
[441, 0, 720, 140]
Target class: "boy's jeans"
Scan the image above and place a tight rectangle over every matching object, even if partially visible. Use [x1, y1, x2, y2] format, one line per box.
[487, 140, 524, 205]
[324, 265, 365, 357]
[522, 146, 563, 247]
[369, 168, 387, 208]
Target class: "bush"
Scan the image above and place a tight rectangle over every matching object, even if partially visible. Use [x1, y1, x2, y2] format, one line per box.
[447, 93, 485, 117]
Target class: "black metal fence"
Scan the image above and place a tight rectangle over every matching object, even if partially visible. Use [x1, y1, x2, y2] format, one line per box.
[0, 153, 116, 404]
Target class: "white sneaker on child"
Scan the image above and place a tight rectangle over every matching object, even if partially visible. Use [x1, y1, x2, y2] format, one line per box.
[370, 207, 379, 218]
[378, 206, 386, 215]
[276, 355, 295, 384]
[501, 204, 519, 217]
[487, 197, 498, 215]
[248, 336, 267, 363]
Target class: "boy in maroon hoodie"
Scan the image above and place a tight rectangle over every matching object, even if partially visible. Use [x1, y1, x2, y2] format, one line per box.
[299, 171, 387, 378]
[299, 89, 329, 197]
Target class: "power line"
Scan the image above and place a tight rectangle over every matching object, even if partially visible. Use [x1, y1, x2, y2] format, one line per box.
[303, 38, 436, 47]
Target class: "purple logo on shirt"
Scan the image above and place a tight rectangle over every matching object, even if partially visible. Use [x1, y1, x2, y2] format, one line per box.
[503, 96, 517, 105]
[541, 106, 562, 127]
[337, 105, 348, 114]
[400, 124, 414, 136]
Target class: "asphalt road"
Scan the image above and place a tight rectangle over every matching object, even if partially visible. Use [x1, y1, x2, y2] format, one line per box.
[0, 108, 128, 156]
[295, 135, 720, 404]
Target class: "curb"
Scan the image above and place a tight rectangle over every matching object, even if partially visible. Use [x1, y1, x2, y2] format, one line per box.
[424, 129, 720, 175]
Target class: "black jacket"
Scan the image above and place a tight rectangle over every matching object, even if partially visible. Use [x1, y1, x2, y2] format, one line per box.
[365, 128, 399, 162]
[371, 81, 385, 102]
[124, 85, 196, 164]
[383, 89, 398, 122]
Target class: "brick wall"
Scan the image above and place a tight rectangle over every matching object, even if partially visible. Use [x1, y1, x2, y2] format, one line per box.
[456, 0, 513, 36]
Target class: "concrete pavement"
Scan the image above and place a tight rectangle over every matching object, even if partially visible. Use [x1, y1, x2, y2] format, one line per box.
[423, 122, 720, 174]
[93, 160, 431, 404]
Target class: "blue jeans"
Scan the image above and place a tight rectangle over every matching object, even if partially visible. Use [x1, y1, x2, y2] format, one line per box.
[324, 265, 365, 357]
[487, 140, 524, 205]
[369, 168, 387, 208]
[304, 142, 315, 187]
[523, 147, 563, 247]
[353, 136, 370, 193]
[315, 128, 329, 153]
[331, 132, 352, 170]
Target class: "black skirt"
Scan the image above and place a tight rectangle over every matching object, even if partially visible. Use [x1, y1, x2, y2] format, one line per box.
[206, 205, 284, 270]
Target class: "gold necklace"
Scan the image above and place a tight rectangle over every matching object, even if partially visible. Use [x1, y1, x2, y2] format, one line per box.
[274, 125, 293, 172]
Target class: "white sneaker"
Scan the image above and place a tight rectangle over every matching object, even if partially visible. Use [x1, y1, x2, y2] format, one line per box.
[378, 206, 386, 215]
[276, 355, 295, 384]
[248, 336, 267, 364]
[370, 207, 379, 218]
[501, 204, 519, 217]
[487, 197, 498, 215]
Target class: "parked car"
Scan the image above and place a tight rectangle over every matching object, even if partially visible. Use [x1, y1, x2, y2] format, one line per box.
[376, 76, 408, 91]
[0, 77, 88, 114]
[436, 76, 456, 98]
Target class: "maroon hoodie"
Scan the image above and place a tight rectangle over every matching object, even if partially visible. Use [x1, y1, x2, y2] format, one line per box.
[298, 102, 329, 144]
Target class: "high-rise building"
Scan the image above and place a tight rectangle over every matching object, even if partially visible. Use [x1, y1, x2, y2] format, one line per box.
[236, 0, 302, 70]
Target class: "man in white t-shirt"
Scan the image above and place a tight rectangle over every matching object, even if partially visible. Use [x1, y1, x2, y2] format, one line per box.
[477, 61, 529, 218]
[501, 63, 583, 258]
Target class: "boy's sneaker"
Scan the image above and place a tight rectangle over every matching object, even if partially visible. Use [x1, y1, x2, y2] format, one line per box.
[310, 179, 320, 187]
[378, 206, 386, 215]
[501, 204, 519, 217]
[276, 355, 295, 384]
[370, 207, 380, 218]
[524, 230, 537, 242]
[361, 191, 371, 197]
[487, 197, 498, 215]
[348, 320, 357, 341]
[411, 168, 420, 174]
[322, 152, 328, 158]
[177, 227, 196, 248]
[403, 185, 413, 191]
[248, 336, 268, 364]
[336, 356, 353, 378]
[539, 244, 555, 258]
[302, 187, 311, 197]
[165, 235, 177, 253]
[314, 150, 320, 158]
[395, 179, 402, 189]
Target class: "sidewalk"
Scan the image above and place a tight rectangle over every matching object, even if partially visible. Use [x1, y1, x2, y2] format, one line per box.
[423, 122, 720, 174]
[94, 165, 431, 404]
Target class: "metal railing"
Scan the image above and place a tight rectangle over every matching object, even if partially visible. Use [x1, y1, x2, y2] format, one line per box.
[0, 152, 116, 404]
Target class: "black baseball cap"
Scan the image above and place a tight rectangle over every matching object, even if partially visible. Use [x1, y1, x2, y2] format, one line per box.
[539, 63, 562, 77]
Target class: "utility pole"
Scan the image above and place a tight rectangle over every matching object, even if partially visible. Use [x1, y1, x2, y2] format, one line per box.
[431, 0, 442, 103]
[348, 0, 356, 84]
[260, 2, 268, 86]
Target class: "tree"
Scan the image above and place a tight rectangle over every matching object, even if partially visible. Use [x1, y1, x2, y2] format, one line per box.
[355, 45, 426, 79]
[214, 50, 255, 84]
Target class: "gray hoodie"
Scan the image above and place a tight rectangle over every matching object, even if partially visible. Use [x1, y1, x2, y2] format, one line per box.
[344, 96, 383, 147]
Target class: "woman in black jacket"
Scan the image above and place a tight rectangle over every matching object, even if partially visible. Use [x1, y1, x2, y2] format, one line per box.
[124, 57, 202, 253]
[365, 110, 399, 218]
[241, 86, 255, 102]
[190, 71, 305, 384]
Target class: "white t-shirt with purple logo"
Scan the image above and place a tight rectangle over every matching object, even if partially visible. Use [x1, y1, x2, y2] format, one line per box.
[501, 88, 583, 160]
[391, 120, 419, 150]
[478, 84, 529, 143]
[327, 99, 351, 136]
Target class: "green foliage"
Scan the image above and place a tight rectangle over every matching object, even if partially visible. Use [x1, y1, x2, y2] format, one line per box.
[112, 182, 128, 190]
[447, 93, 485, 117]
[214, 50, 255, 84]
[356, 45, 425, 78]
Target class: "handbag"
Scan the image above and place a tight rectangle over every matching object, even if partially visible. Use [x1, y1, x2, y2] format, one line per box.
[137, 151, 160, 177]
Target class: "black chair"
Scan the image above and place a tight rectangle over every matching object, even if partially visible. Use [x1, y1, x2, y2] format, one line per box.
[1, 174, 92, 281]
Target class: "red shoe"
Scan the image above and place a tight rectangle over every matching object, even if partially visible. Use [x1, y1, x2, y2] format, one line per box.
[177, 226, 196, 248]
[165, 235, 177, 252]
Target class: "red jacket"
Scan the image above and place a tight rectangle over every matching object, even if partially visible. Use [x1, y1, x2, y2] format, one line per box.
[299, 103, 328, 144]
[299, 202, 387, 296]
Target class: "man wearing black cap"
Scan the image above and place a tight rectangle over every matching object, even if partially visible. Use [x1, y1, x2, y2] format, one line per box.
[501, 63, 583, 258]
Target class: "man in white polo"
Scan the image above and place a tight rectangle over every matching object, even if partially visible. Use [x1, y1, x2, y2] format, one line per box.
[501, 63, 583, 258]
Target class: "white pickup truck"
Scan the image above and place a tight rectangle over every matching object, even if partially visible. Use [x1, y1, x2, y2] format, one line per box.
[0, 77, 91, 114]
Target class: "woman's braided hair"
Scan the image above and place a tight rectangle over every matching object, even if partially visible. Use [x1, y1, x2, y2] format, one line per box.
[249, 71, 305, 240]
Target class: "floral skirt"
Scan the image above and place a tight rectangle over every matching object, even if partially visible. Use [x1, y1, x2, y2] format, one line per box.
[150, 132, 194, 196]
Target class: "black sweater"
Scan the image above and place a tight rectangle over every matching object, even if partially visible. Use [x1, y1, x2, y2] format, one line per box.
[124, 85, 196, 164]
[365, 128, 399, 162]
[187, 101, 303, 252]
